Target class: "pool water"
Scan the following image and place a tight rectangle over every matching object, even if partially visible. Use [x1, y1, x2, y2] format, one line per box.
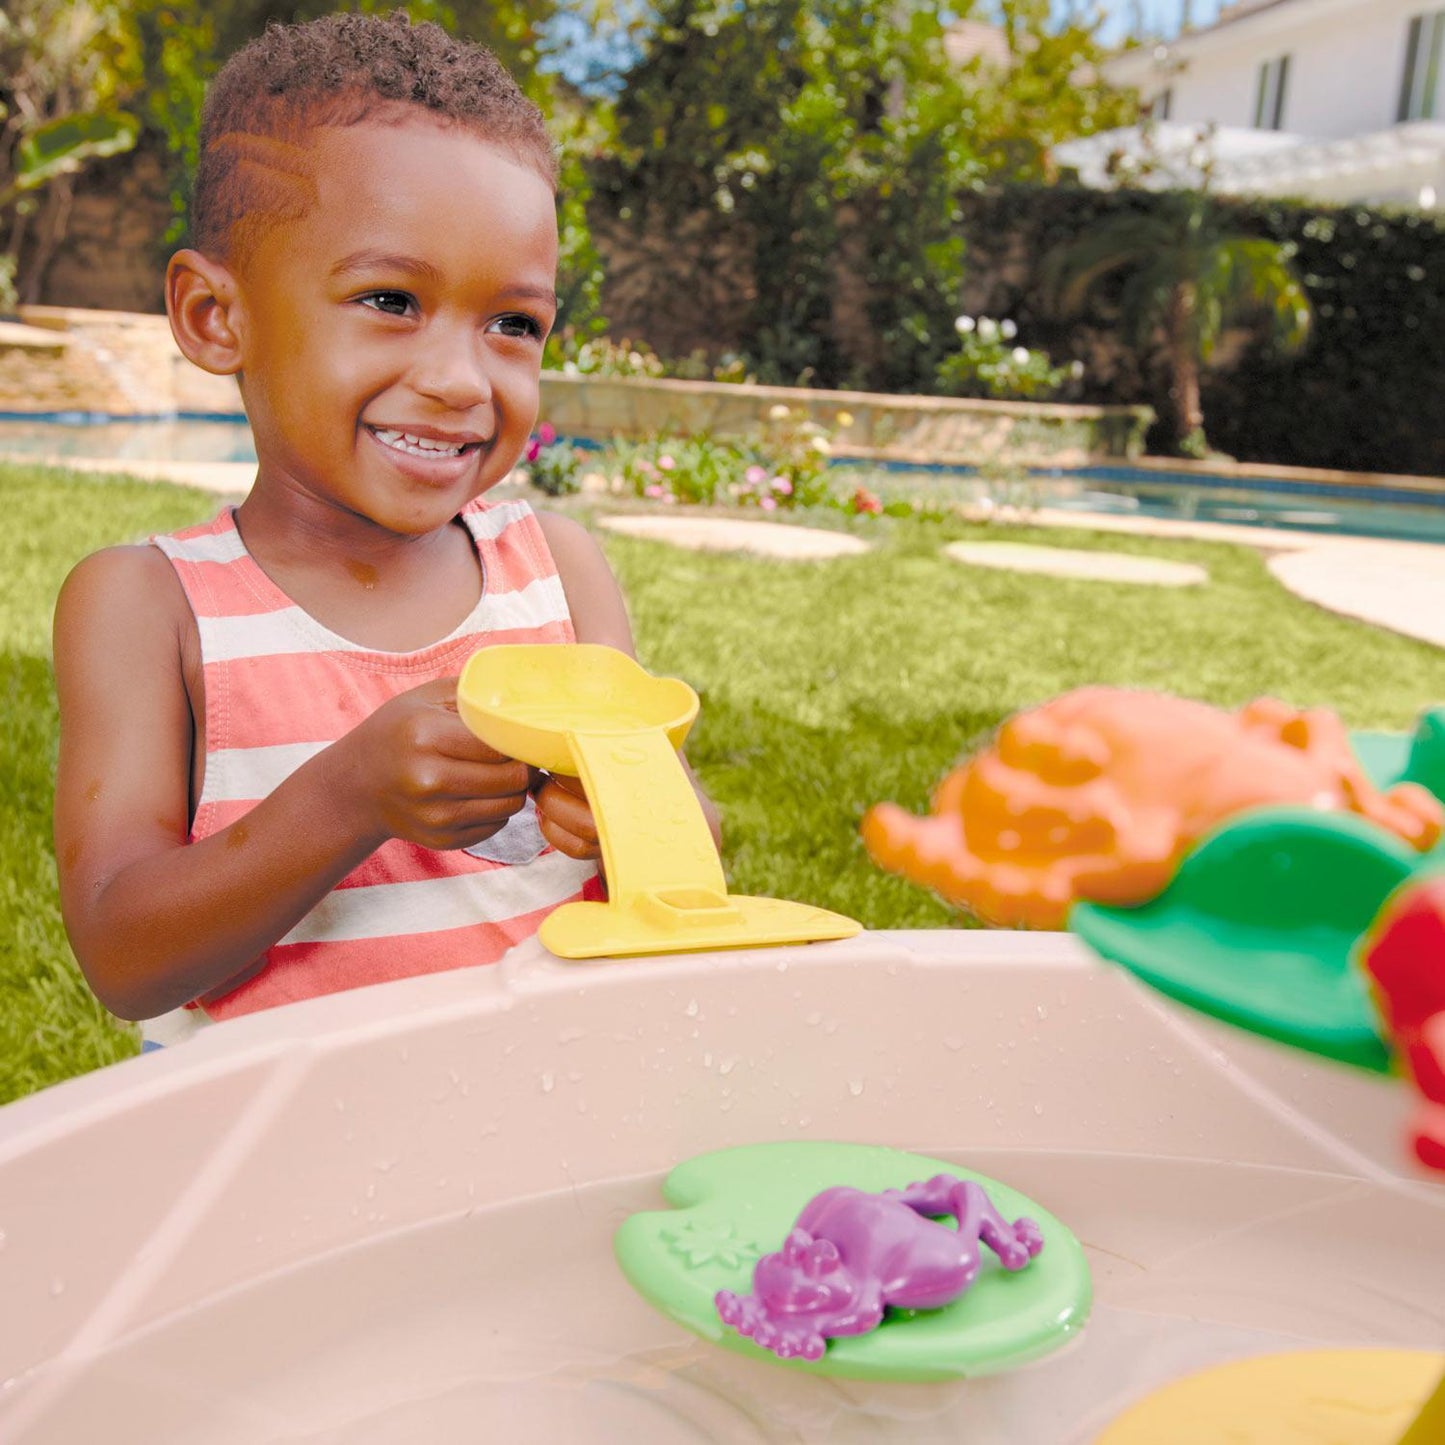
[3, 414, 1444, 545]
[0, 413, 257, 465]
[845, 461, 1445, 546]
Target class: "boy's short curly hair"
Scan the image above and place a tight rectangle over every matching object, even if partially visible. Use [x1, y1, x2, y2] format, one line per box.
[192, 10, 556, 261]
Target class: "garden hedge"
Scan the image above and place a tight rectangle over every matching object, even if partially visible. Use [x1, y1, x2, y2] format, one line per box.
[957, 185, 1445, 478]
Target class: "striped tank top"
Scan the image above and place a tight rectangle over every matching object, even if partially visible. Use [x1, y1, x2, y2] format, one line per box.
[150, 498, 600, 1022]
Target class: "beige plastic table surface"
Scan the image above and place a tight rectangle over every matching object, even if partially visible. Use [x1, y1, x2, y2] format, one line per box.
[0, 931, 1440, 1443]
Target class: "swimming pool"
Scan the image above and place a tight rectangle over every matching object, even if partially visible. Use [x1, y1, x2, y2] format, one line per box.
[0, 412, 257, 464]
[4, 412, 1445, 545]
[845, 459, 1445, 546]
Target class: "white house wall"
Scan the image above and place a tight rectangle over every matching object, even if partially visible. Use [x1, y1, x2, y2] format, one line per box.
[1112, 0, 1429, 140]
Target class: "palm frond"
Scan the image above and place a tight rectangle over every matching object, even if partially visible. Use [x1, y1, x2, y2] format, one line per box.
[1114, 258, 1178, 352]
[1220, 239, 1312, 352]
[1039, 213, 1178, 316]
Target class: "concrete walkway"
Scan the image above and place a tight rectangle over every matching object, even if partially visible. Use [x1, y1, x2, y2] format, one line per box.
[1266, 540, 1445, 649]
[8, 451, 1445, 650]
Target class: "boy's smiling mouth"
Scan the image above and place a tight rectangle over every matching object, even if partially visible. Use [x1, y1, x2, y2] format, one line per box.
[365, 425, 487, 459]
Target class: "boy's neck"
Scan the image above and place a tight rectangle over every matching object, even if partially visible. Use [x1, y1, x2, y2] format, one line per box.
[233, 490, 485, 653]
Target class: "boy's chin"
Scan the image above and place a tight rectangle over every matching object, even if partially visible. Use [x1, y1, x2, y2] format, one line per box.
[362, 476, 508, 535]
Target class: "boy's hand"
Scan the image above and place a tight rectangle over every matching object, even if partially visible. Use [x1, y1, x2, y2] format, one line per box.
[533, 772, 602, 861]
[343, 678, 536, 851]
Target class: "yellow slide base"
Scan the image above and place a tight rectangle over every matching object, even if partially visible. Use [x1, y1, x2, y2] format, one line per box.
[1096, 1349, 1445, 1445]
[540, 895, 863, 960]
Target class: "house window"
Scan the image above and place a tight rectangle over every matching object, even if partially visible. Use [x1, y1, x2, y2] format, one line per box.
[1400, 10, 1445, 121]
[1154, 86, 1174, 120]
[1253, 54, 1290, 129]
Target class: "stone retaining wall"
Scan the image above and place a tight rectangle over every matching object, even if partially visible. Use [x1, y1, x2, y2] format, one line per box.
[0, 306, 1152, 464]
[0, 307, 240, 415]
[539, 374, 1151, 464]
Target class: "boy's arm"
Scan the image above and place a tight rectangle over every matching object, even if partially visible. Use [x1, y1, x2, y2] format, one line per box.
[54, 546, 532, 1020]
[534, 511, 721, 852]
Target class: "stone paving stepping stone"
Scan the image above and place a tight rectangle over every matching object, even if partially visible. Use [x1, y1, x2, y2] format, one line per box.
[943, 541, 1206, 587]
[598, 514, 872, 559]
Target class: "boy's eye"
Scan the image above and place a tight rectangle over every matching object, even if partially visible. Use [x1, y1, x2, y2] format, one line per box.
[359, 291, 415, 317]
[489, 313, 545, 341]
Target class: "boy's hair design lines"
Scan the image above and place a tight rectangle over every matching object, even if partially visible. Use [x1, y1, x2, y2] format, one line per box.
[191, 9, 557, 264]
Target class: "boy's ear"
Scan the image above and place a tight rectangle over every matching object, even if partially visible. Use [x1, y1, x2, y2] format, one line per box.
[166, 249, 245, 376]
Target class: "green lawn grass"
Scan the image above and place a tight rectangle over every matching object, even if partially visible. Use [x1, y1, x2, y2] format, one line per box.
[1, 463, 217, 1103]
[5, 461, 1445, 1104]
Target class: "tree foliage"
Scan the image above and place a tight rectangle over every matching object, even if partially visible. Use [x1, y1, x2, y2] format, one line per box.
[13, 0, 1137, 396]
[0, 1, 139, 308]
[121, 0, 559, 243]
[960, 183, 1443, 477]
[1042, 194, 1311, 453]
[591, 0, 1134, 388]
[968, 0, 1137, 180]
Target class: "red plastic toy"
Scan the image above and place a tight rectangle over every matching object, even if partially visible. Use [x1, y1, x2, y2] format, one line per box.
[1359, 875, 1445, 1173]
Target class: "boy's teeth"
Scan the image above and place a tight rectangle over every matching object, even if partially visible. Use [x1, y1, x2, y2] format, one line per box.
[373, 428, 467, 457]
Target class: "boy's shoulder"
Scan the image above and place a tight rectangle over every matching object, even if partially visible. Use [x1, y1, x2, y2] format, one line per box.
[56, 539, 194, 648]
[63, 538, 177, 593]
[532, 506, 610, 578]
[526, 507, 632, 652]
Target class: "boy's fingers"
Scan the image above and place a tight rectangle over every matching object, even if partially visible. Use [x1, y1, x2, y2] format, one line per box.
[543, 772, 588, 800]
[448, 759, 534, 800]
[421, 684, 517, 764]
[537, 809, 600, 860]
[432, 715, 515, 765]
[535, 777, 598, 844]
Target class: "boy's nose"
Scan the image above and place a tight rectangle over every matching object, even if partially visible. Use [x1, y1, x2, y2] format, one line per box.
[411, 326, 494, 413]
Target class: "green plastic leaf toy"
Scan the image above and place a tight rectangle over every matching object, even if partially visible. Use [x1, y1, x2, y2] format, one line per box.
[1071, 807, 1420, 1072]
[614, 1141, 1091, 1382]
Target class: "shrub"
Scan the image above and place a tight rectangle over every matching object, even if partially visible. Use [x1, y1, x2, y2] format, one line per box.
[545, 331, 666, 378]
[753, 403, 838, 509]
[934, 315, 1079, 401]
[610, 435, 739, 506]
[664, 349, 758, 384]
[521, 425, 585, 497]
[957, 185, 1445, 478]
[602, 409, 842, 511]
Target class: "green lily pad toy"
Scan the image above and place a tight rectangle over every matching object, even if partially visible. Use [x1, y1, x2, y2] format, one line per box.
[1071, 807, 1422, 1072]
[614, 1141, 1091, 1382]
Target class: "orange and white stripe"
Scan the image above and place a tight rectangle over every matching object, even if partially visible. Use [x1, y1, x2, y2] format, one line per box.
[149, 499, 599, 1022]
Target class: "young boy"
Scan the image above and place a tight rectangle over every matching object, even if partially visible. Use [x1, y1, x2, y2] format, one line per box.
[52, 12, 716, 1039]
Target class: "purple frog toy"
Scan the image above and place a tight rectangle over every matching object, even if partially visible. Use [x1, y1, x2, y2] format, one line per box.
[714, 1173, 1044, 1361]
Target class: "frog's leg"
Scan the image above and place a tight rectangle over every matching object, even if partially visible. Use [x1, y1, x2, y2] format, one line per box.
[895, 1175, 1044, 1272]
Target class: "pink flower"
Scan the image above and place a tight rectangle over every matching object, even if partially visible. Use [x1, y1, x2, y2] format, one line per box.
[851, 485, 883, 516]
[744, 464, 768, 485]
[644, 484, 666, 498]
[772, 476, 793, 495]
[760, 496, 778, 511]
[525, 437, 541, 463]
[658, 455, 676, 470]
[538, 423, 557, 445]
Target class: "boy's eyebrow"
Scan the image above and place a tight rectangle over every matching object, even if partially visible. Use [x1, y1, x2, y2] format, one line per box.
[329, 250, 445, 284]
[329, 251, 560, 308]
[504, 283, 562, 310]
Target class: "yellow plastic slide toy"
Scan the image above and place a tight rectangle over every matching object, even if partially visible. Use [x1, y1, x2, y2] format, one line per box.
[457, 644, 861, 959]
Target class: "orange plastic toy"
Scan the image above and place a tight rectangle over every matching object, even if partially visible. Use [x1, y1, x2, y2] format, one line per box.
[862, 689, 1443, 930]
